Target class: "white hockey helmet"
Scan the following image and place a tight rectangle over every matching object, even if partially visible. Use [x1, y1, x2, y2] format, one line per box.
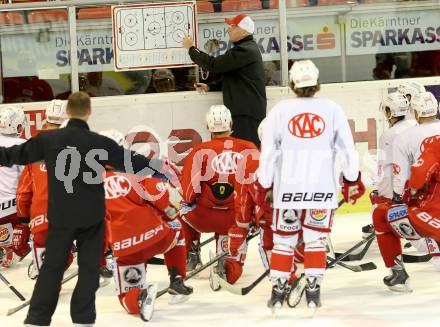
[46, 100, 68, 125]
[289, 60, 319, 89]
[206, 105, 232, 133]
[411, 92, 439, 118]
[380, 93, 410, 118]
[0, 105, 26, 135]
[398, 81, 425, 100]
[100, 129, 127, 148]
[257, 118, 266, 141]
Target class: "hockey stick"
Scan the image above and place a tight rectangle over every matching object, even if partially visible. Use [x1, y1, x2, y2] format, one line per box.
[157, 233, 258, 298]
[218, 269, 269, 296]
[327, 233, 376, 268]
[6, 269, 78, 316]
[147, 236, 216, 266]
[0, 272, 26, 301]
[334, 236, 375, 262]
[402, 253, 432, 263]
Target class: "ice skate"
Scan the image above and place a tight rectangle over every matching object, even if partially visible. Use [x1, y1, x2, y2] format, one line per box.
[186, 240, 202, 273]
[305, 277, 321, 314]
[267, 278, 289, 314]
[168, 267, 193, 304]
[209, 251, 225, 292]
[138, 283, 158, 322]
[383, 258, 412, 292]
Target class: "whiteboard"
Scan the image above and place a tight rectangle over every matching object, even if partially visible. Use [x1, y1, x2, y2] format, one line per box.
[112, 1, 197, 71]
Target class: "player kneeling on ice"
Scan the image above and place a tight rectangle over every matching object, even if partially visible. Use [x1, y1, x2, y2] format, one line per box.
[0, 105, 30, 268]
[16, 100, 77, 279]
[258, 60, 365, 312]
[178, 105, 258, 282]
[101, 130, 192, 322]
[374, 93, 440, 292]
[219, 119, 305, 302]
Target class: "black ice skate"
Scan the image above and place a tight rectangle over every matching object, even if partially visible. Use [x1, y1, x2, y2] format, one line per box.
[267, 278, 289, 313]
[287, 274, 306, 308]
[168, 267, 193, 304]
[305, 277, 322, 310]
[99, 265, 113, 278]
[383, 258, 412, 292]
[186, 240, 202, 272]
[138, 283, 158, 322]
[362, 224, 374, 238]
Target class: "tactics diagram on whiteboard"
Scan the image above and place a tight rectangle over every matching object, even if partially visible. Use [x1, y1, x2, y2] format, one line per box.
[112, 1, 196, 71]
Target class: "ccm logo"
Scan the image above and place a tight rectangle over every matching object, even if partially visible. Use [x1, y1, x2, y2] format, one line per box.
[288, 113, 325, 138]
[113, 225, 164, 251]
[417, 212, 440, 229]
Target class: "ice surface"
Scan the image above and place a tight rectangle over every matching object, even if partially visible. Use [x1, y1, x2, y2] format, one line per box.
[1, 212, 439, 326]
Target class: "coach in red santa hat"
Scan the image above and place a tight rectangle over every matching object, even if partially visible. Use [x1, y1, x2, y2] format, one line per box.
[183, 14, 266, 147]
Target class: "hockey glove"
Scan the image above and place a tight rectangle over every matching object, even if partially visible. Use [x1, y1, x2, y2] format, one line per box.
[341, 172, 365, 204]
[12, 223, 31, 257]
[228, 226, 248, 257]
[159, 157, 181, 189]
[255, 181, 273, 211]
[179, 202, 196, 216]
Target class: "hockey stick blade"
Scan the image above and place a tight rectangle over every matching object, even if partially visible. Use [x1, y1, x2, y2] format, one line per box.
[327, 233, 375, 268]
[218, 270, 269, 296]
[336, 261, 377, 272]
[147, 236, 216, 266]
[0, 272, 26, 301]
[6, 269, 78, 316]
[334, 236, 375, 262]
[157, 233, 259, 298]
[402, 253, 431, 263]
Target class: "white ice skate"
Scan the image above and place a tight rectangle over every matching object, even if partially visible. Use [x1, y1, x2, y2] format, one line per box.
[139, 283, 158, 322]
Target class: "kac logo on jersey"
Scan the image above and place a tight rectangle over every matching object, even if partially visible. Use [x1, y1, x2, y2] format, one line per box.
[104, 175, 132, 199]
[211, 152, 244, 174]
[288, 113, 325, 139]
[392, 163, 401, 176]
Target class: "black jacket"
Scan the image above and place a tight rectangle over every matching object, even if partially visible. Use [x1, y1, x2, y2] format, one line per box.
[0, 119, 162, 228]
[189, 35, 267, 120]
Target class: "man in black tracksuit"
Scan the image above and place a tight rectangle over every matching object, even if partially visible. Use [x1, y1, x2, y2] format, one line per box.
[183, 14, 266, 146]
[0, 92, 165, 326]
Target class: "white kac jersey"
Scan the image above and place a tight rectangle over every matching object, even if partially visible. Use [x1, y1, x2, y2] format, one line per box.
[392, 120, 440, 196]
[0, 134, 25, 218]
[376, 119, 416, 199]
[259, 97, 359, 209]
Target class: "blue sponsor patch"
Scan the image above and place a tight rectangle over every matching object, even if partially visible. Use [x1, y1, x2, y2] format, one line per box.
[387, 205, 408, 222]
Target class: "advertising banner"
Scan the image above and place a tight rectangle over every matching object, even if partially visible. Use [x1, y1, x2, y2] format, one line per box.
[346, 10, 440, 55]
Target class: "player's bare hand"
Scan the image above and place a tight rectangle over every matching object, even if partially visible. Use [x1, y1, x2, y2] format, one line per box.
[183, 35, 194, 50]
[194, 83, 209, 94]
